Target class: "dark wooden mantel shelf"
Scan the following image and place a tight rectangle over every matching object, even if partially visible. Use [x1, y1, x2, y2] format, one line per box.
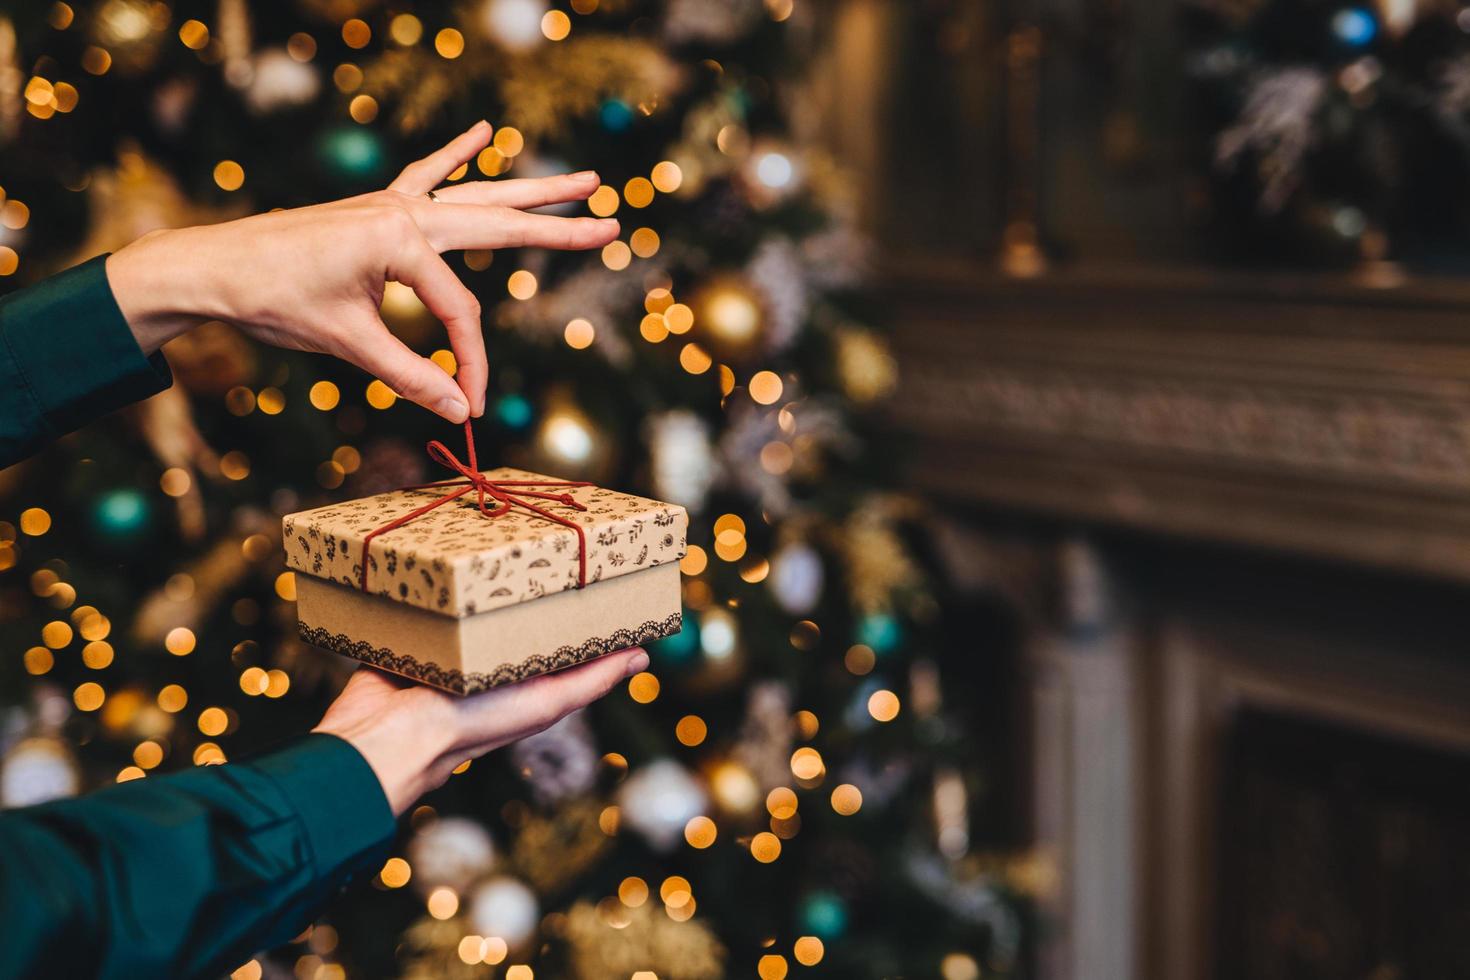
[883, 260, 1470, 582]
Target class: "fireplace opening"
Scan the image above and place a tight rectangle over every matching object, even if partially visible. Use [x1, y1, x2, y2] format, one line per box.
[1217, 707, 1470, 980]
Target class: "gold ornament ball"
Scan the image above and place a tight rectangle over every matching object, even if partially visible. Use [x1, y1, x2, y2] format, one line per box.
[91, 0, 169, 73]
[692, 276, 765, 357]
[835, 329, 898, 403]
[530, 392, 612, 481]
[378, 281, 437, 347]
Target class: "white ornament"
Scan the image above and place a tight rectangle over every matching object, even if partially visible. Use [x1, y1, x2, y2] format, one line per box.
[768, 542, 824, 615]
[481, 0, 549, 51]
[244, 48, 320, 115]
[1, 737, 79, 808]
[406, 817, 496, 895]
[698, 607, 738, 660]
[616, 759, 708, 852]
[647, 410, 715, 512]
[469, 876, 541, 947]
[509, 709, 598, 805]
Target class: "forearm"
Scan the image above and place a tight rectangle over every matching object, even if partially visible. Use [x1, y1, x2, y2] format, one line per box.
[0, 735, 393, 979]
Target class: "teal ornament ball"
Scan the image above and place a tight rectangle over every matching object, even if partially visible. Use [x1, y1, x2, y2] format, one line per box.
[799, 891, 847, 940]
[92, 488, 150, 541]
[494, 393, 534, 431]
[856, 611, 901, 656]
[652, 609, 700, 665]
[318, 126, 385, 181]
[599, 99, 634, 132]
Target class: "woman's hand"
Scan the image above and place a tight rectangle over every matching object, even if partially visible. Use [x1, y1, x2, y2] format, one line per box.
[312, 648, 648, 815]
[106, 121, 618, 423]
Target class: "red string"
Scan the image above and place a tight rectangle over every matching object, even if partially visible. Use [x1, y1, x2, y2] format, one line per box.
[358, 420, 595, 593]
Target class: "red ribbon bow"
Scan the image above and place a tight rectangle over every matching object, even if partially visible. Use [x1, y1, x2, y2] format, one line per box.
[358, 421, 595, 593]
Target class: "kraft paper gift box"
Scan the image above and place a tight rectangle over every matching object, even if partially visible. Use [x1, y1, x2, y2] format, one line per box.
[282, 465, 686, 695]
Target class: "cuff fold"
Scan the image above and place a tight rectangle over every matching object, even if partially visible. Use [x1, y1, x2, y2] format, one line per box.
[1, 254, 171, 439]
[244, 733, 397, 881]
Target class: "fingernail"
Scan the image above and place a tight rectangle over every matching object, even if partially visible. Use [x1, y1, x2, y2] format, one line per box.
[571, 170, 598, 182]
[471, 119, 491, 132]
[625, 651, 650, 677]
[436, 397, 469, 423]
[598, 218, 619, 228]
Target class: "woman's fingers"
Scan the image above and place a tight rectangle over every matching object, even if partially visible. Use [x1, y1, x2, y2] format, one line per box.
[457, 648, 649, 748]
[389, 120, 493, 196]
[336, 311, 471, 423]
[409, 199, 620, 252]
[426, 172, 602, 210]
[389, 239, 489, 417]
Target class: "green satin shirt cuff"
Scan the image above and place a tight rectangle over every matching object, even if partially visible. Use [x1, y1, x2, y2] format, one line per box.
[246, 732, 397, 883]
[0, 254, 171, 465]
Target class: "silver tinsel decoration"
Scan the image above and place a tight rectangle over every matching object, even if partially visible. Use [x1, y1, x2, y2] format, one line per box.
[1215, 67, 1327, 213]
[495, 264, 651, 367]
[733, 681, 793, 790]
[745, 236, 809, 354]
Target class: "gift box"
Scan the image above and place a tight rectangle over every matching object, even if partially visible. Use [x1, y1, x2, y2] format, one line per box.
[282, 441, 686, 695]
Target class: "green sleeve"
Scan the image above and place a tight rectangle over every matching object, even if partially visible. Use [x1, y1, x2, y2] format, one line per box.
[0, 733, 396, 980]
[0, 254, 172, 468]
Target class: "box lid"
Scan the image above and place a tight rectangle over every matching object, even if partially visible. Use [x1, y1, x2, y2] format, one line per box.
[282, 467, 687, 618]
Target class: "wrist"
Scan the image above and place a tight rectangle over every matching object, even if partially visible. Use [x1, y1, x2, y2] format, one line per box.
[314, 695, 455, 816]
[106, 227, 229, 355]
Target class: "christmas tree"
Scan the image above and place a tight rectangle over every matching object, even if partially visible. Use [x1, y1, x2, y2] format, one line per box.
[0, 2, 1024, 977]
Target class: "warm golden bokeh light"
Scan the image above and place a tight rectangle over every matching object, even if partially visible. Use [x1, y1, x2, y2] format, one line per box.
[684, 815, 717, 848]
[680, 544, 708, 575]
[165, 627, 196, 656]
[588, 185, 620, 216]
[601, 240, 632, 271]
[309, 380, 340, 411]
[435, 28, 465, 58]
[868, 689, 901, 722]
[793, 937, 825, 966]
[379, 857, 411, 888]
[679, 343, 713, 375]
[564, 318, 595, 349]
[767, 787, 798, 819]
[750, 831, 782, 863]
[675, 714, 708, 746]
[507, 269, 538, 300]
[427, 887, 459, 919]
[618, 876, 649, 907]
[831, 783, 863, 815]
[19, 507, 50, 536]
[628, 671, 660, 704]
[758, 954, 789, 980]
[198, 707, 229, 736]
[213, 160, 244, 191]
[341, 18, 371, 48]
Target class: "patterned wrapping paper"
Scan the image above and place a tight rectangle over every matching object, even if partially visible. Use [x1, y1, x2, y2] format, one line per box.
[282, 467, 688, 618]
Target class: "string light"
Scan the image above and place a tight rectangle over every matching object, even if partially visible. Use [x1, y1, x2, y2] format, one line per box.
[867, 689, 900, 722]
[341, 18, 371, 48]
[435, 28, 465, 58]
[602, 240, 632, 271]
[213, 160, 244, 191]
[676, 715, 707, 746]
[507, 270, 538, 299]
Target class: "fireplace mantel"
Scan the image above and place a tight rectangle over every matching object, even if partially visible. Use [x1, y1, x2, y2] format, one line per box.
[885, 260, 1470, 582]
